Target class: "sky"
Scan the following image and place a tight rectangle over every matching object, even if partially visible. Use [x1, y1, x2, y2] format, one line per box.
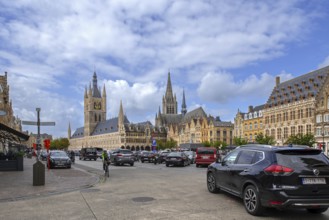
[1, 0, 329, 138]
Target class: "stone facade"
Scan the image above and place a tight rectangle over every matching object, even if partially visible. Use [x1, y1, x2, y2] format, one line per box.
[68, 72, 166, 151]
[234, 105, 264, 143]
[0, 72, 22, 131]
[234, 66, 329, 152]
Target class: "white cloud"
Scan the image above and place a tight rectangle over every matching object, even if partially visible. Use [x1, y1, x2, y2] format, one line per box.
[0, 0, 324, 137]
[197, 71, 294, 103]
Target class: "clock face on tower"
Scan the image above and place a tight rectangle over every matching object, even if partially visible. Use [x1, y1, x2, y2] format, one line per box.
[94, 101, 101, 110]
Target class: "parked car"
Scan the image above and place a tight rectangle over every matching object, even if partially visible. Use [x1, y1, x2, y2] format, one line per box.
[110, 149, 134, 166]
[166, 152, 190, 167]
[184, 151, 196, 164]
[207, 144, 329, 216]
[195, 147, 217, 167]
[48, 150, 71, 169]
[40, 151, 48, 161]
[140, 151, 156, 163]
[158, 151, 170, 164]
[96, 147, 103, 159]
[79, 147, 98, 161]
[132, 151, 141, 161]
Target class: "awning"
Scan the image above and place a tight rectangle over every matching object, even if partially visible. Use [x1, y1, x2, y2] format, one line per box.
[0, 122, 30, 142]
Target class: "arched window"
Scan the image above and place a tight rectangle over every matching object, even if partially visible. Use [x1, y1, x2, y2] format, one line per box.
[94, 114, 97, 122]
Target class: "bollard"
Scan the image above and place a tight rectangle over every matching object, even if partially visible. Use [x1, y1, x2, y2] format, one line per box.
[33, 160, 45, 186]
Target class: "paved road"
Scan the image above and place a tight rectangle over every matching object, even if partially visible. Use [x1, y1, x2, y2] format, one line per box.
[1, 158, 328, 220]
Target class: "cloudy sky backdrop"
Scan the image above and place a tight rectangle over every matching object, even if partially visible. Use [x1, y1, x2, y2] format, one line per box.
[1, 0, 329, 138]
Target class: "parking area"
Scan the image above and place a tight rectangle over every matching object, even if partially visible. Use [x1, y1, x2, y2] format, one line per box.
[0, 157, 328, 219]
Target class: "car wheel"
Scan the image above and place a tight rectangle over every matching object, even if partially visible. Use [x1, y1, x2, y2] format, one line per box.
[67, 165, 71, 169]
[79, 157, 81, 160]
[141, 160, 144, 163]
[166, 163, 169, 167]
[83, 158, 86, 161]
[207, 172, 220, 193]
[307, 207, 328, 214]
[196, 164, 199, 167]
[130, 163, 134, 166]
[243, 185, 264, 216]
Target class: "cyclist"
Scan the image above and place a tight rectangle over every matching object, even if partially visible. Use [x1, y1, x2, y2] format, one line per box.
[102, 150, 110, 173]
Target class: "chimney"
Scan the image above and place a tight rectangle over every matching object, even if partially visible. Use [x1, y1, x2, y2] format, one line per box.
[276, 76, 280, 87]
[248, 105, 253, 112]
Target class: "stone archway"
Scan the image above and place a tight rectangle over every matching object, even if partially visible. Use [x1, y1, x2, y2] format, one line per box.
[126, 146, 131, 150]
[145, 146, 150, 151]
[141, 146, 144, 151]
[131, 146, 135, 151]
[121, 146, 125, 149]
[136, 146, 140, 151]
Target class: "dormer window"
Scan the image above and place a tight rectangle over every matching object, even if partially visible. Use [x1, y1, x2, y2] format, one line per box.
[254, 112, 258, 118]
[244, 114, 248, 120]
[249, 113, 253, 119]
[259, 111, 263, 117]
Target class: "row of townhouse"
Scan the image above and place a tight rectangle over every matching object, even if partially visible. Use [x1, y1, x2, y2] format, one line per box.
[234, 65, 329, 154]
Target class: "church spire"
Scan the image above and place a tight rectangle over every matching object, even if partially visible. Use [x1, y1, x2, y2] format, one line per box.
[165, 71, 173, 98]
[118, 100, 124, 126]
[181, 89, 187, 115]
[68, 122, 71, 139]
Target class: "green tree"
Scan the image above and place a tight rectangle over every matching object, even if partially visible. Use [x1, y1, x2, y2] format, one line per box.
[51, 137, 70, 150]
[233, 137, 248, 146]
[255, 133, 275, 145]
[285, 133, 315, 147]
[165, 138, 177, 149]
[202, 141, 211, 147]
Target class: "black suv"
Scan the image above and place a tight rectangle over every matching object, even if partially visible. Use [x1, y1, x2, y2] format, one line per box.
[79, 147, 98, 161]
[207, 144, 329, 216]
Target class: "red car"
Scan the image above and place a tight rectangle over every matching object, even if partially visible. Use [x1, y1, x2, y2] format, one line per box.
[195, 147, 217, 167]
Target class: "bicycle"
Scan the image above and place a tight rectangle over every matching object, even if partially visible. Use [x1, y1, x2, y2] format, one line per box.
[104, 161, 109, 178]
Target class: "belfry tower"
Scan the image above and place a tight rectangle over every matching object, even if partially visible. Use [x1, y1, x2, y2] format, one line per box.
[84, 72, 107, 136]
[162, 71, 177, 114]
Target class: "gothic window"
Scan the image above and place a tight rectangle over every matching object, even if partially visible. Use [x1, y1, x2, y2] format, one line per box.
[284, 127, 288, 138]
[306, 124, 312, 134]
[291, 126, 296, 136]
[277, 128, 282, 139]
[95, 114, 97, 122]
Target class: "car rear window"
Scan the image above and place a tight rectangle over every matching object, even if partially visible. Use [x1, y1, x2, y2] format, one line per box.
[120, 150, 132, 154]
[197, 149, 215, 154]
[276, 150, 329, 168]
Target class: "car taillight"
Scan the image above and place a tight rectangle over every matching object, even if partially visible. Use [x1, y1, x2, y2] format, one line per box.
[264, 164, 294, 176]
[117, 154, 123, 157]
[214, 154, 216, 159]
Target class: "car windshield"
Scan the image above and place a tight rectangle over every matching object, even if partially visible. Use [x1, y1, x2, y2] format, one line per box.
[51, 151, 67, 157]
[168, 152, 182, 157]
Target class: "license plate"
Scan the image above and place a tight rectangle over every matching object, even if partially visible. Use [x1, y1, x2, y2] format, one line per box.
[171, 158, 176, 160]
[202, 156, 209, 159]
[302, 178, 326, 185]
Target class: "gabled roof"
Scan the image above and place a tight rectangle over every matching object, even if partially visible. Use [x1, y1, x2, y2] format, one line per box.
[70, 116, 130, 138]
[182, 107, 207, 122]
[266, 65, 329, 108]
